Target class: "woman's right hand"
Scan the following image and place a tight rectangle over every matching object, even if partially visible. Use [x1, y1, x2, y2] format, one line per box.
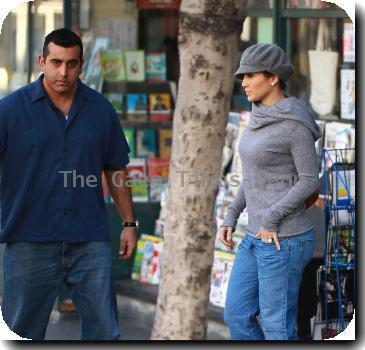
[220, 226, 236, 250]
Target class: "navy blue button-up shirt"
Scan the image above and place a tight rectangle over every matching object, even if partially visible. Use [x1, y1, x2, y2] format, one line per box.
[0, 75, 130, 242]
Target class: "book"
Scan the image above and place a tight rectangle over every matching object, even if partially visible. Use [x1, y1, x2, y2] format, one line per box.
[125, 50, 146, 82]
[146, 52, 167, 81]
[136, 129, 158, 158]
[126, 158, 149, 202]
[149, 93, 172, 121]
[99, 49, 126, 82]
[103, 93, 124, 113]
[158, 128, 172, 158]
[83, 37, 109, 92]
[126, 93, 148, 121]
[123, 128, 135, 158]
[341, 69, 355, 120]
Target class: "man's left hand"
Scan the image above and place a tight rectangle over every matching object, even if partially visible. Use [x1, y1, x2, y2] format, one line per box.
[118, 227, 137, 260]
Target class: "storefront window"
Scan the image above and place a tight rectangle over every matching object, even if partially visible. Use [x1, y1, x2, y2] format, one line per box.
[0, 3, 29, 96]
[247, 0, 274, 9]
[240, 16, 274, 48]
[286, 0, 341, 10]
[289, 18, 354, 120]
[30, 0, 64, 82]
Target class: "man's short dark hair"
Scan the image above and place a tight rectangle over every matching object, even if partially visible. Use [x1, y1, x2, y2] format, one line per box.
[43, 28, 83, 61]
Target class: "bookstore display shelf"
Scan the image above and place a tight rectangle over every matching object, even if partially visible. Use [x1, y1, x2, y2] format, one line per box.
[104, 80, 173, 94]
[120, 119, 173, 129]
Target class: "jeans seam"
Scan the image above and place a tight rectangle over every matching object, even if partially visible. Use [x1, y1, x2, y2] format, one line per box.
[282, 239, 290, 340]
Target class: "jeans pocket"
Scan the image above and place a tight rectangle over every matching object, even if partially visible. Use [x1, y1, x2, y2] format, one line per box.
[300, 239, 314, 271]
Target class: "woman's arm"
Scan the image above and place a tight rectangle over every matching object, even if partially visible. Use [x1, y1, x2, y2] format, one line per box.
[221, 180, 247, 228]
[260, 124, 320, 232]
[220, 180, 246, 250]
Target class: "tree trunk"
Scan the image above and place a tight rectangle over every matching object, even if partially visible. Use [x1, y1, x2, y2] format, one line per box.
[151, 0, 247, 340]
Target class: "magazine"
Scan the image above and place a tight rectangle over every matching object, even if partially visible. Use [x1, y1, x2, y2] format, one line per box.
[209, 250, 235, 307]
[132, 234, 164, 284]
[147, 157, 170, 178]
[147, 157, 170, 202]
[140, 236, 164, 285]
[324, 122, 354, 165]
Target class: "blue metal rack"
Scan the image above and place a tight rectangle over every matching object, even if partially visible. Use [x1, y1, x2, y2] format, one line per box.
[320, 148, 355, 339]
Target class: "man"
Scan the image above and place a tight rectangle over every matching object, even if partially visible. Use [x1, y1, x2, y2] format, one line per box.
[0, 28, 137, 340]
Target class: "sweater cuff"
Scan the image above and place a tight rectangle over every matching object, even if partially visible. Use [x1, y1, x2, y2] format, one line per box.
[222, 209, 238, 228]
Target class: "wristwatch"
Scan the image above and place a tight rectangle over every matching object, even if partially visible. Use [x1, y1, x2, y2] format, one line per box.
[123, 220, 138, 229]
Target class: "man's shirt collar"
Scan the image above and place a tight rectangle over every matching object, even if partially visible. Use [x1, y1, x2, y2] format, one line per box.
[29, 74, 97, 103]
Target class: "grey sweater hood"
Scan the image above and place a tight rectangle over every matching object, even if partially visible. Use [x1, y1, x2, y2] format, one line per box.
[249, 95, 322, 141]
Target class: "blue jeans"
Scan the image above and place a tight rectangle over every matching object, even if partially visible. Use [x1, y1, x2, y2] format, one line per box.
[1, 241, 120, 340]
[224, 229, 315, 340]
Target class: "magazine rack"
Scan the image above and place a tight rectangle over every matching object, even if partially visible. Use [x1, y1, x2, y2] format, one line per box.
[318, 148, 355, 339]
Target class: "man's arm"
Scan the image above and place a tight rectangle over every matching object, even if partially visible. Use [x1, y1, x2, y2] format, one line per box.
[105, 167, 137, 260]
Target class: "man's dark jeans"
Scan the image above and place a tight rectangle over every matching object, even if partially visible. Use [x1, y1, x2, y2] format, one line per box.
[1, 241, 120, 340]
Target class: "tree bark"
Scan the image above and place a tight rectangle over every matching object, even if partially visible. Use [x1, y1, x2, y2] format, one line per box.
[151, 0, 247, 340]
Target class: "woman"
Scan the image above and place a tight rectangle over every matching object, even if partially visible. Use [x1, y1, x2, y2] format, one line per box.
[220, 43, 322, 340]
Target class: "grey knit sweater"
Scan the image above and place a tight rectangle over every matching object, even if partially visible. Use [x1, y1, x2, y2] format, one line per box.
[222, 96, 322, 237]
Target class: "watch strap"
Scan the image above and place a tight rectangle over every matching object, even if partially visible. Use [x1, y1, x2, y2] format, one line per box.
[123, 221, 138, 228]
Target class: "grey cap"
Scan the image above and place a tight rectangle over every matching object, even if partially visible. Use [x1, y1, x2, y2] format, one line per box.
[235, 43, 294, 82]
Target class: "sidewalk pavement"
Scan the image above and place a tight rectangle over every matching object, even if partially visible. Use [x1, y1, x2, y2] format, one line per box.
[0, 280, 229, 340]
[45, 293, 229, 340]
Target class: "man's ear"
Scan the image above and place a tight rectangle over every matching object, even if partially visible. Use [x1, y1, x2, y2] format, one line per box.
[39, 55, 46, 72]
